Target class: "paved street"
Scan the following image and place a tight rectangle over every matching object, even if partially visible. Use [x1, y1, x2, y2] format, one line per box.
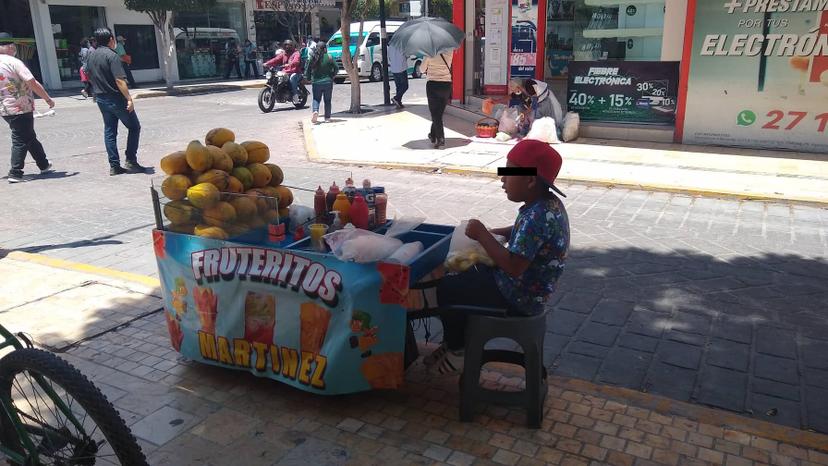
[1, 80, 828, 439]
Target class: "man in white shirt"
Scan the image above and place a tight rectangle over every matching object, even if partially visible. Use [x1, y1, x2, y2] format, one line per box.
[0, 33, 55, 183]
[388, 44, 408, 108]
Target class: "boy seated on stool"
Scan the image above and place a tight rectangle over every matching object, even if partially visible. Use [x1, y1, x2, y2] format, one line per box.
[425, 139, 571, 375]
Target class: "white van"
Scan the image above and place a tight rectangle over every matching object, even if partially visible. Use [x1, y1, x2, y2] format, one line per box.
[326, 21, 422, 83]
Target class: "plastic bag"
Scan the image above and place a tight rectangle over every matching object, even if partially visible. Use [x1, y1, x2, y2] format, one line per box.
[288, 205, 315, 231]
[339, 235, 404, 263]
[561, 112, 580, 142]
[444, 221, 506, 273]
[387, 241, 424, 263]
[323, 225, 367, 255]
[385, 217, 425, 238]
[482, 98, 495, 116]
[495, 131, 512, 142]
[498, 107, 519, 135]
[526, 117, 561, 144]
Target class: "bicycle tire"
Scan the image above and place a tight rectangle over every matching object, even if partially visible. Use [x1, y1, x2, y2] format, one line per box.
[0, 348, 148, 465]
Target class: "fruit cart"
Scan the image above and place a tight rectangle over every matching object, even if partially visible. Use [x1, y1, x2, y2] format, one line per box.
[150, 129, 452, 394]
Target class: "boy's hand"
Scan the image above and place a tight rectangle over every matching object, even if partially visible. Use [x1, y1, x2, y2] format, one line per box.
[466, 219, 488, 241]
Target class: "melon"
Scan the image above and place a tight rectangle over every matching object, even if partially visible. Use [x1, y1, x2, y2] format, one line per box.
[241, 141, 270, 164]
[160, 151, 189, 175]
[202, 201, 237, 227]
[223, 142, 248, 167]
[231, 167, 254, 190]
[230, 196, 258, 220]
[205, 127, 235, 147]
[247, 163, 272, 188]
[274, 186, 294, 208]
[207, 145, 233, 172]
[194, 224, 229, 240]
[265, 163, 284, 186]
[225, 176, 244, 194]
[163, 200, 199, 225]
[196, 169, 230, 191]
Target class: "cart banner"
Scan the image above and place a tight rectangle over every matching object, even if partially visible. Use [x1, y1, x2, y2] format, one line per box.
[681, 2, 828, 152]
[567, 61, 679, 124]
[511, 0, 540, 79]
[154, 230, 407, 395]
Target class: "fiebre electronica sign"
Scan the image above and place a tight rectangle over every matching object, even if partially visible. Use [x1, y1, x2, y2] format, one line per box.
[681, 0, 828, 152]
[567, 61, 679, 124]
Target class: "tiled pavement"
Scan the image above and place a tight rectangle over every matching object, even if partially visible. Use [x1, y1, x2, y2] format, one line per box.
[1, 87, 828, 436]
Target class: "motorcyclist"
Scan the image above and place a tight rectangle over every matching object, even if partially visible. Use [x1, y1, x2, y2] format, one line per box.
[263, 39, 302, 99]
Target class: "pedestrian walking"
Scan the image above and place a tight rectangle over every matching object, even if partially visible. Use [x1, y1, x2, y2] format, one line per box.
[303, 43, 337, 124]
[243, 39, 259, 79]
[388, 44, 408, 108]
[422, 52, 453, 149]
[114, 35, 137, 88]
[79, 38, 94, 98]
[0, 33, 55, 183]
[86, 27, 148, 176]
[224, 39, 242, 80]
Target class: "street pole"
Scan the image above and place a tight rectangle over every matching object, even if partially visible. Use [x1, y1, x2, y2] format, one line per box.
[424, 0, 429, 17]
[379, 0, 392, 105]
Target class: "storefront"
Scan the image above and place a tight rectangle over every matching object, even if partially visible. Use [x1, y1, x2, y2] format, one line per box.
[174, 2, 249, 80]
[453, 0, 828, 153]
[1, 0, 43, 81]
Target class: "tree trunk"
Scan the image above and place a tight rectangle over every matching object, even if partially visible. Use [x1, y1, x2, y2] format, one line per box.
[162, 13, 175, 92]
[340, 3, 363, 113]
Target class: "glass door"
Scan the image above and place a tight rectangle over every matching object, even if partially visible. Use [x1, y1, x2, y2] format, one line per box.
[48, 5, 107, 82]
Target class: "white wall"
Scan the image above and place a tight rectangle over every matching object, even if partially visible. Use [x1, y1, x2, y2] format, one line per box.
[661, 0, 687, 61]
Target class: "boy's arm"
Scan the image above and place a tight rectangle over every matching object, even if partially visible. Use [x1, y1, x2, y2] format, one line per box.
[490, 226, 513, 237]
[467, 220, 530, 278]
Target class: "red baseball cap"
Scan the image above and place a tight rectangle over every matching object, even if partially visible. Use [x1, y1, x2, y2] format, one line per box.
[506, 139, 566, 197]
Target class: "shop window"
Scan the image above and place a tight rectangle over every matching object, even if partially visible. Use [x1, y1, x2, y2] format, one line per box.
[174, 2, 247, 80]
[114, 25, 159, 71]
[1, 0, 42, 81]
[573, 0, 664, 61]
[48, 5, 107, 82]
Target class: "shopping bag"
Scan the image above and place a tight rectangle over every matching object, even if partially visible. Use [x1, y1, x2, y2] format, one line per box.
[561, 112, 580, 142]
[482, 98, 495, 116]
[444, 221, 506, 273]
[497, 107, 520, 135]
[526, 117, 562, 144]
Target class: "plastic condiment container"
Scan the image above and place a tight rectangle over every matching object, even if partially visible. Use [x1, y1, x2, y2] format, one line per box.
[314, 186, 326, 221]
[343, 178, 357, 203]
[373, 187, 387, 224]
[309, 224, 329, 251]
[332, 193, 351, 224]
[325, 182, 340, 213]
[349, 194, 370, 229]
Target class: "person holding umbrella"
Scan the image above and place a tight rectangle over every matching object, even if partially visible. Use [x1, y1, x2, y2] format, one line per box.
[389, 17, 463, 149]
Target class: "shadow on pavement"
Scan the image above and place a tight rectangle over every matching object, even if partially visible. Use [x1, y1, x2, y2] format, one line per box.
[403, 138, 472, 151]
[3, 171, 79, 183]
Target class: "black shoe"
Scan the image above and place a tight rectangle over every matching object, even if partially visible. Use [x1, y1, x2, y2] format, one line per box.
[393, 97, 403, 109]
[437, 138, 446, 149]
[428, 133, 435, 144]
[125, 161, 149, 174]
[110, 166, 127, 176]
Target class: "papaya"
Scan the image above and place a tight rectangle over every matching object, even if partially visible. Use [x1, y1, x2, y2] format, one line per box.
[205, 127, 235, 147]
[278, 207, 290, 219]
[161, 175, 192, 201]
[247, 217, 266, 229]
[274, 186, 294, 209]
[185, 140, 212, 172]
[188, 171, 203, 185]
[186, 182, 221, 209]
[160, 151, 189, 175]
[246, 188, 277, 213]
[166, 222, 196, 235]
[202, 201, 237, 227]
[241, 141, 270, 164]
[196, 169, 230, 191]
[231, 167, 254, 190]
[247, 163, 272, 188]
[230, 196, 258, 220]
[163, 200, 199, 225]
[265, 163, 284, 186]
[225, 176, 244, 194]
[223, 142, 248, 167]
[194, 224, 229, 240]
[207, 145, 233, 172]
[263, 210, 281, 223]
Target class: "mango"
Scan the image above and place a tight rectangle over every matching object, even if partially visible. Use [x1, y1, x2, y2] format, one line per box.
[247, 163, 272, 188]
[205, 127, 235, 147]
[230, 196, 257, 220]
[166, 222, 196, 235]
[161, 175, 192, 201]
[185, 140, 212, 172]
[223, 142, 248, 167]
[246, 188, 278, 214]
[160, 151, 189, 175]
[263, 210, 281, 223]
[231, 167, 254, 190]
[241, 141, 270, 164]
[187, 182, 221, 209]
[274, 186, 294, 208]
[225, 176, 244, 194]
[278, 207, 290, 219]
[265, 163, 284, 186]
[196, 169, 230, 191]
[207, 145, 233, 172]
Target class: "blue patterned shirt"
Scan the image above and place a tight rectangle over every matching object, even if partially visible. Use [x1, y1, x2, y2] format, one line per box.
[494, 196, 570, 315]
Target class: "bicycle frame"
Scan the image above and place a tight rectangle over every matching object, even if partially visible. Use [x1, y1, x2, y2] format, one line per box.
[0, 324, 94, 465]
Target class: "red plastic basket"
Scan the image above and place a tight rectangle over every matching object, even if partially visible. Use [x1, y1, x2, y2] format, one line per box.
[476, 117, 499, 138]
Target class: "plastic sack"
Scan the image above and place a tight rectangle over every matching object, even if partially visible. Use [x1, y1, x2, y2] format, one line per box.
[387, 241, 424, 264]
[385, 217, 425, 238]
[339, 235, 404, 263]
[498, 107, 519, 135]
[561, 112, 580, 142]
[526, 117, 561, 144]
[495, 131, 512, 142]
[444, 221, 506, 273]
[289, 205, 315, 231]
[482, 98, 495, 116]
[323, 225, 369, 256]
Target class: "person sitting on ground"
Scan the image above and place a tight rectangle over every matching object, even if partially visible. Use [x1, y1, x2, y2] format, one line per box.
[424, 139, 570, 375]
[263, 40, 302, 99]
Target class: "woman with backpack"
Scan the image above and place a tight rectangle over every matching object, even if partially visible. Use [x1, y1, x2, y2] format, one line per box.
[303, 43, 337, 124]
[422, 52, 453, 149]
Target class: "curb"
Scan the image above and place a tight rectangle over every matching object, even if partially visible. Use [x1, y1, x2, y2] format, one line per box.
[5, 251, 160, 288]
[133, 82, 265, 100]
[302, 123, 828, 206]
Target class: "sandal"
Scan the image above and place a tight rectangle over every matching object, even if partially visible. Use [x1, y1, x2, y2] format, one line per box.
[422, 343, 448, 366]
[430, 349, 465, 376]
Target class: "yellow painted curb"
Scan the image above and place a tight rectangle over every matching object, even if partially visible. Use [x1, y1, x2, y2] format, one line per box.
[303, 121, 320, 161]
[6, 251, 160, 288]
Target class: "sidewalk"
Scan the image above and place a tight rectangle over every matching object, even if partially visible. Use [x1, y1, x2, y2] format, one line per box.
[3, 251, 828, 465]
[304, 102, 828, 204]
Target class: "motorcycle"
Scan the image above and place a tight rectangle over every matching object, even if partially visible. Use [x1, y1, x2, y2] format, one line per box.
[258, 66, 309, 113]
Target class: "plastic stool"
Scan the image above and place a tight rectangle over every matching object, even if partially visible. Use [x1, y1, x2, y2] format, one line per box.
[455, 306, 549, 428]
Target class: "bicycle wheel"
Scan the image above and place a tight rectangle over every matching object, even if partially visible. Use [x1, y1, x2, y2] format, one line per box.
[0, 348, 147, 465]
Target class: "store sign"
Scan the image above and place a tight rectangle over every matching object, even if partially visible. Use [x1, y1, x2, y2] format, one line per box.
[681, 1, 828, 152]
[484, 0, 510, 93]
[254, 0, 335, 10]
[511, 0, 540, 79]
[567, 61, 679, 124]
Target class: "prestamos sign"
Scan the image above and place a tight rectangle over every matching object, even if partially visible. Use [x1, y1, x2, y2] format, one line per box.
[682, 1, 828, 152]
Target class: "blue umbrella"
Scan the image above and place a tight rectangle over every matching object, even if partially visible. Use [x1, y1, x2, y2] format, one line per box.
[388, 17, 464, 57]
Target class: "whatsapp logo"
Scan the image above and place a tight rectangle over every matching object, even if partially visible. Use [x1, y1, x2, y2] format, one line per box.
[737, 110, 757, 126]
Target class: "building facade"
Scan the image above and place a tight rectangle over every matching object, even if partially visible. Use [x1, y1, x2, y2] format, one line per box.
[452, 0, 828, 152]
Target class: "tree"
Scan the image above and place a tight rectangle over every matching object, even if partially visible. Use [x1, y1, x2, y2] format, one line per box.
[339, 0, 371, 113]
[268, 0, 317, 42]
[430, 0, 453, 21]
[123, 0, 216, 91]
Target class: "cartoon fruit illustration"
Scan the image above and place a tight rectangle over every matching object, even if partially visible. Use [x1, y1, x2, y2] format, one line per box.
[247, 163, 272, 188]
[194, 224, 229, 240]
[202, 201, 237, 227]
[160, 151, 189, 175]
[225, 176, 244, 194]
[205, 127, 235, 147]
[274, 186, 294, 208]
[163, 200, 199, 225]
[241, 141, 270, 164]
[193, 287, 219, 334]
[187, 182, 221, 209]
[231, 166, 254, 190]
[223, 141, 248, 167]
[161, 175, 192, 201]
[790, 56, 810, 72]
[265, 163, 284, 186]
[196, 169, 230, 191]
[207, 145, 233, 172]
[185, 140, 212, 172]
[230, 196, 258, 220]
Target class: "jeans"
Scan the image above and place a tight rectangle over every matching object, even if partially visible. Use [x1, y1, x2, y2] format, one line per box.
[224, 59, 242, 79]
[436, 265, 510, 350]
[312, 82, 333, 119]
[95, 93, 141, 167]
[289, 73, 301, 97]
[3, 112, 49, 177]
[393, 72, 409, 102]
[426, 81, 452, 140]
[244, 60, 259, 79]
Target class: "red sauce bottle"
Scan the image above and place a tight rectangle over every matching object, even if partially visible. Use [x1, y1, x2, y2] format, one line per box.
[325, 182, 340, 213]
[314, 185, 326, 222]
[349, 194, 370, 229]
